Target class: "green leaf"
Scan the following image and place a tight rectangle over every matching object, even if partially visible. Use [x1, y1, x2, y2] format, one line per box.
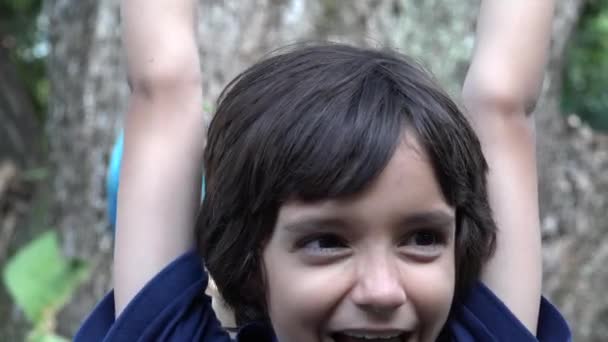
[28, 330, 69, 342]
[2, 231, 90, 324]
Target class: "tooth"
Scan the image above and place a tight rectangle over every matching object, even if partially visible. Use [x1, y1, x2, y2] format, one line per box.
[343, 332, 401, 340]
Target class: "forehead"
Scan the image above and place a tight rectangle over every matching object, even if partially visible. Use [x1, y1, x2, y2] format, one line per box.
[277, 134, 452, 225]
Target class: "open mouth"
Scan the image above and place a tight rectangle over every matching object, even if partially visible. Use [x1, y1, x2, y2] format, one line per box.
[331, 331, 411, 342]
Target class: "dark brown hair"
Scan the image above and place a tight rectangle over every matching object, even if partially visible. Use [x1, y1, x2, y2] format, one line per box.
[196, 43, 496, 324]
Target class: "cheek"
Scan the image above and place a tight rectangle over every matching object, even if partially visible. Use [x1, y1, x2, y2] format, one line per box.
[263, 244, 350, 340]
[405, 254, 456, 335]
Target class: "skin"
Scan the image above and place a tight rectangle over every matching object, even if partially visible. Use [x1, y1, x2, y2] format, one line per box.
[264, 135, 456, 342]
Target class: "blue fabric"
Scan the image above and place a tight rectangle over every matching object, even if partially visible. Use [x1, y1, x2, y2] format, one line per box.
[106, 132, 123, 230]
[75, 252, 237, 342]
[448, 282, 572, 341]
[105, 133, 206, 229]
[75, 252, 571, 342]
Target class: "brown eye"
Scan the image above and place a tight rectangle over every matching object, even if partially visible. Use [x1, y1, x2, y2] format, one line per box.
[399, 229, 446, 259]
[295, 233, 351, 265]
[294, 233, 352, 265]
[301, 234, 347, 251]
[413, 231, 438, 246]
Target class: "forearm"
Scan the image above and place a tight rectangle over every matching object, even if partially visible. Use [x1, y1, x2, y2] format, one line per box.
[463, 0, 555, 113]
[115, 0, 204, 316]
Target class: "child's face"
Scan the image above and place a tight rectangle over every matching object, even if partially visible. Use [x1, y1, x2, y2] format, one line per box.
[262, 135, 456, 342]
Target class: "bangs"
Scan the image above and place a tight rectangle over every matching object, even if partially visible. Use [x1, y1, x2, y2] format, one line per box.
[245, 66, 406, 210]
[205, 44, 474, 215]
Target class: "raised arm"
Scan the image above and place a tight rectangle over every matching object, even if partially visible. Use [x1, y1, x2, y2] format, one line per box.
[115, 0, 204, 315]
[462, 0, 555, 334]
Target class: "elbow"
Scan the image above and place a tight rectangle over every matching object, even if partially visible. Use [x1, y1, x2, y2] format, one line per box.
[462, 77, 538, 140]
[129, 72, 202, 99]
[127, 58, 202, 99]
[463, 72, 543, 117]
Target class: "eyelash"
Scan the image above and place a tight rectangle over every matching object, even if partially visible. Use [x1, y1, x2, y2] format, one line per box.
[399, 229, 447, 256]
[296, 229, 447, 255]
[405, 229, 444, 245]
[297, 234, 348, 254]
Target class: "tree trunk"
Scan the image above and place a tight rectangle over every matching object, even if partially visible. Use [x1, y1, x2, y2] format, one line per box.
[45, 0, 604, 340]
[44, 0, 127, 336]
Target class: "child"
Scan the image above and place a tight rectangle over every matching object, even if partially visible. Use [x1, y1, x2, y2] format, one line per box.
[76, 0, 571, 341]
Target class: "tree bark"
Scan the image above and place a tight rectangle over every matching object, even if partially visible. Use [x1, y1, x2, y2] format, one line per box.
[44, 0, 126, 336]
[44, 0, 604, 340]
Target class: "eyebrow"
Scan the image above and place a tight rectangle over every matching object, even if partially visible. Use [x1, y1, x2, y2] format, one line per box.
[398, 210, 455, 229]
[282, 217, 349, 234]
[281, 210, 455, 234]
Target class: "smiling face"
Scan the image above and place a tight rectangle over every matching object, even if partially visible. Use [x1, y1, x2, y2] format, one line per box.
[199, 45, 496, 336]
[262, 136, 456, 342]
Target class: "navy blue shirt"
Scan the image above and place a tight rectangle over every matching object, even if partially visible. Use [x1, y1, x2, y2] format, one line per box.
[75, 252, 571, 341]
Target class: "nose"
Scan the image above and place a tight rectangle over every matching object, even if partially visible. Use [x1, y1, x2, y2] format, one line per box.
[350, 253, 407, 314]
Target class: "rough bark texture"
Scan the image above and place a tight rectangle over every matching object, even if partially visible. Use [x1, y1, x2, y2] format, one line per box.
[40, 0, 604, 340]
[44, 0, 126, 337]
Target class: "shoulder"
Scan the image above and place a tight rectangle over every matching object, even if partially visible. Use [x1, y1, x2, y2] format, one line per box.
[75, 251, 232, 342]
[447, 281, 571, 342]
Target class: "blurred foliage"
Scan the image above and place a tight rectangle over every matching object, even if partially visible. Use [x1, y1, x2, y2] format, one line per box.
[0, 0, 47, 117]
[2, 231, 88, 342]
[561, 0, 608, 131]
